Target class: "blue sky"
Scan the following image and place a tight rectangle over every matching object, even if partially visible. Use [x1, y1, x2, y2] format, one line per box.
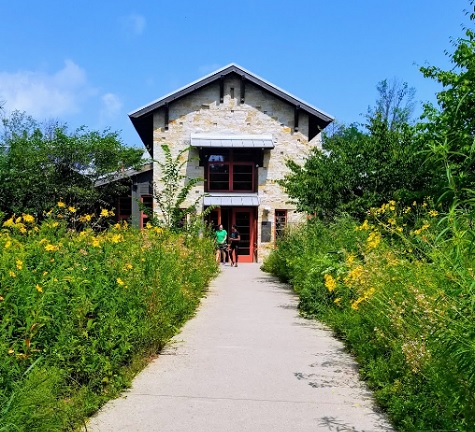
[0, 1, 471, 149]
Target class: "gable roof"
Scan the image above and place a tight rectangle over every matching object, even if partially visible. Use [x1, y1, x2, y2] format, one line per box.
[129, 63, 334, 152]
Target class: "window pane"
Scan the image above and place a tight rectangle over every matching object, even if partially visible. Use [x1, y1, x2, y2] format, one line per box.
[209, 163, 230, 190]
[232, 165, 253, 191]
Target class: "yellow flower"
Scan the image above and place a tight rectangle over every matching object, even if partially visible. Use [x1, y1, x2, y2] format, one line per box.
[111, 234, 122, 244]
[5, 240, 11, 249]
[79, 214, 92, 223]
[91, 238, 101, 248]
[3, 218, 15, 228]
[346, 254, 356, 265]
[117, 278, 125, 286]
[68, 206, 77, 213]
[100, 209, 109, 217]
[35, 284, 43, 293]
[57, 201, 66, 208]
[0, 295, 4, 301]
[22, 214, 35, 223]
[16, 260, 23, 270]
[351, 297, 365, 310]
[334, 297, 341, 304]
[428, 210, 439, 217]
[15, 216, 22, 223]
[324, 274, 337, 292]
[44, 244, 59, 252]
[356, 220, 370, 231]
[9, 271, 16, 278]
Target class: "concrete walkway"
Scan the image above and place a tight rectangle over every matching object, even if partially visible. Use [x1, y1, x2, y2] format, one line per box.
[86, 264, 393, 432]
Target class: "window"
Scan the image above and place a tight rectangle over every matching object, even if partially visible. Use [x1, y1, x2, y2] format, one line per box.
[117, 196, 132, 222]
[204, 149, 259, 192]
[141, 195, 153, 228]
[275, 210, 287, 239]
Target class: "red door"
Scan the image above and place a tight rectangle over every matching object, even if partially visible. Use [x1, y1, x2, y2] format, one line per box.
[232, 208, 256, 263]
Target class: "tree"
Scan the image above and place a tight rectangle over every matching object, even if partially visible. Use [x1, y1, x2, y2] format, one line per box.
[0, 110, 144, 217]
[419, 1, 475, 204]
[279, 80, 429, 220]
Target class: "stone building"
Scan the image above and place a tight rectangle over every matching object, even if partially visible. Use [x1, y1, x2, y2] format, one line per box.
[128, 64, 333, 262]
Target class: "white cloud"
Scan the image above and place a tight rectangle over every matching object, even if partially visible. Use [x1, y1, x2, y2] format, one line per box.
[120, 13, 146, 36]
[100, 92, 123, 120]
[0, 60, 95, 119]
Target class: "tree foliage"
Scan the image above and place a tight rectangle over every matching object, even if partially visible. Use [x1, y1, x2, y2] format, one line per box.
[0, 111, 144, 217]
[419, 1, 475, 204]
[280, 80, 429, 219]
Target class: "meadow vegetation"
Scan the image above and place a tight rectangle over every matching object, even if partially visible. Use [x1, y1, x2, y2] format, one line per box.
[0, 207, 216, 431]
[263, 3, 475, 430]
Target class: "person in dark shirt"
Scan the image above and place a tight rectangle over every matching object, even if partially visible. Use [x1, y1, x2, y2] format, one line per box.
[228, 224, 240, 267]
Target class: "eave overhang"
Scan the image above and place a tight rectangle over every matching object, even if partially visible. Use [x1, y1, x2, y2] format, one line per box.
[128, 63, 334, 154]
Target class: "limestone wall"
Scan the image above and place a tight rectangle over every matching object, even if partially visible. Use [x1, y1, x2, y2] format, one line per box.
[151, 76, 322, 261]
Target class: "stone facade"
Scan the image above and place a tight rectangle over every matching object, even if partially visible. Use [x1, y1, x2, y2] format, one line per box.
[130, 65, 332, 262]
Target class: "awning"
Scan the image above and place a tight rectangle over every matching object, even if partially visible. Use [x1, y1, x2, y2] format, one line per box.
[204, 193, 260, 207]
[191, 134, 274, 149]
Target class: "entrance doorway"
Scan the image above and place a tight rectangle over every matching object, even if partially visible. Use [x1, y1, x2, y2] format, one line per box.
[207, 207, 257, 262]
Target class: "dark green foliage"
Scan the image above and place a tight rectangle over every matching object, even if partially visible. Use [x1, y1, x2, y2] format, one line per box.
[0, 111, 144, 216]
[419, 2, 475, 203]
[280, 81, 430, 220]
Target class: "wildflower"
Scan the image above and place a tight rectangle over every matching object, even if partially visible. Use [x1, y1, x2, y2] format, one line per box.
[100, 209, 110, 217]
[3, 218, 15, 228]
[117, 278, 125, 286]
[22, 214, 35, 223]
[428, 210, 439, 217]
[68, 206, 77, 213]
[356, 220, 370, 231]
[57, 201, 66, 207]
[334, 298, 341, 304]
[351, 297, 365, 310]
[366, 231, 381, 250]
[5, 240, 11, 249]
[324, 274, 337, 292]
[346, 254, 356, 265]
[124, 263, 133, 270]
[9, 271, 16, 278]
[344, 266, 364, 285]
[15, 216, 22, 223]
[111, 234, 122, 244]
[91, 238, 101, 248]
[35, 285, 43, 293]
[8, 349, 14, 355]
[43, 271, 48, 276]
[44, 244, 59, 252]
[16, 260, 23, 270]
[79, 214, 92, 223]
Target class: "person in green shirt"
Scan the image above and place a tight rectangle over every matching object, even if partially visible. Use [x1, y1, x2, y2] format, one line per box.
[215, 224, 228, 264]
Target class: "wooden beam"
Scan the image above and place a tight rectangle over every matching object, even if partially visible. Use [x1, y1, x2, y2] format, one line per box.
[164, 103, 169, 130]
[219, 76, 224, 103]
[294, 105, 300, 132]
[240, 75, 246, 103]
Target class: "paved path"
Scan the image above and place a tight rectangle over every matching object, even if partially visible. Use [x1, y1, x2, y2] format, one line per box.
[86, 264, 393, 432]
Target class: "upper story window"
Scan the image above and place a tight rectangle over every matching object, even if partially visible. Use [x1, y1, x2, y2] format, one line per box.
[203, 149, 261, 192]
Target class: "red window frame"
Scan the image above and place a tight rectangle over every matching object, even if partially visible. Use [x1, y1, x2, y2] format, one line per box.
[207, 161, 255, 192]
